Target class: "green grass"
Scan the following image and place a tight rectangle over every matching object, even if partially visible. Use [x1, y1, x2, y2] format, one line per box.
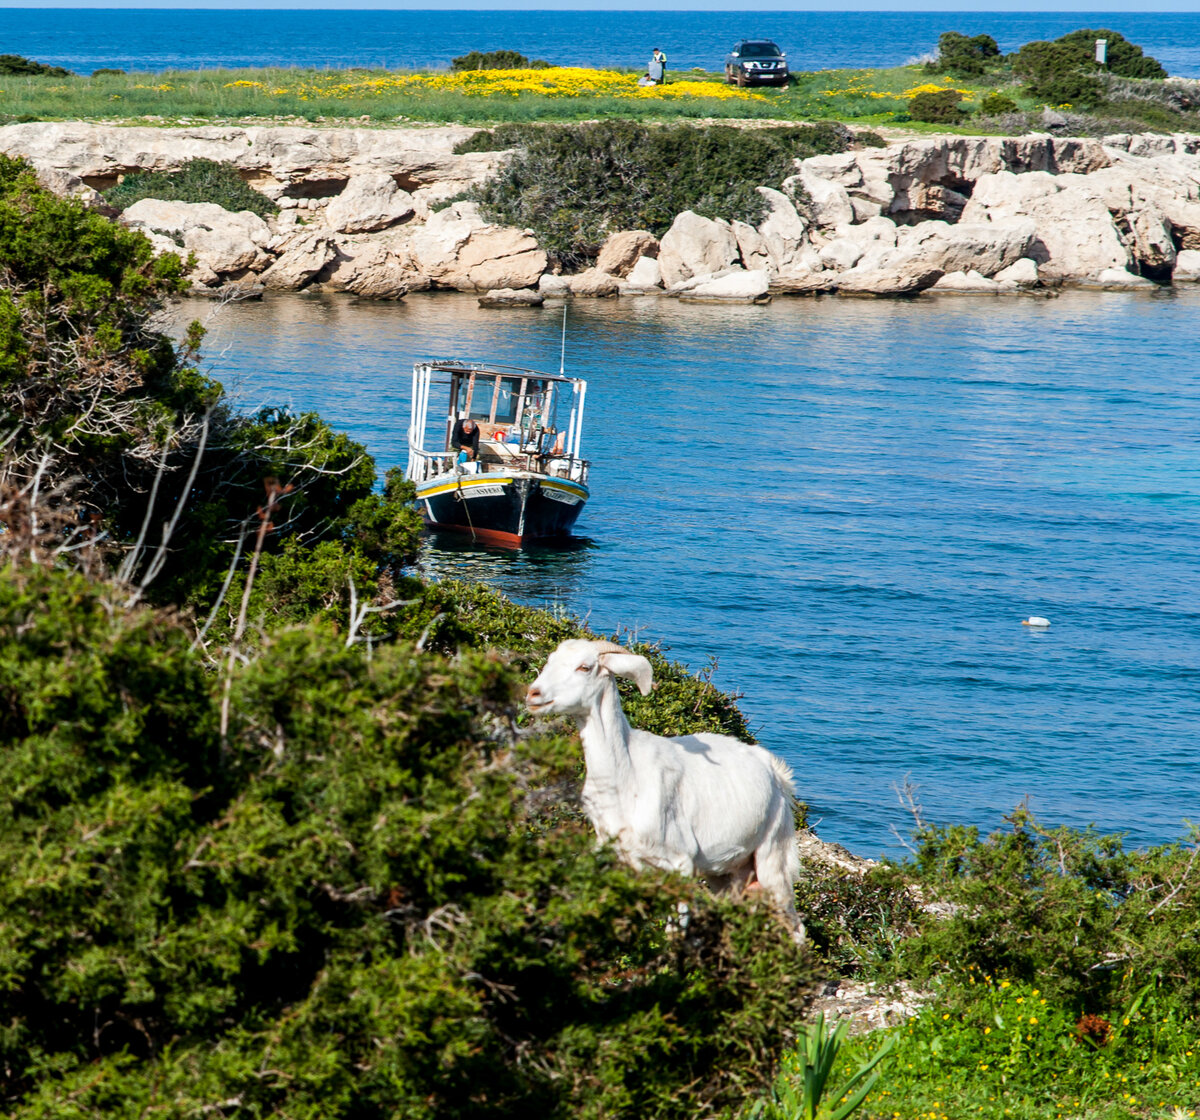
[0, 64, 1038, 127]
[838, 975, 1200, 1120]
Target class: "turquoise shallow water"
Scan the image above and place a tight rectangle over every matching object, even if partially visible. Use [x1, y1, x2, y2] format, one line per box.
[177, 288, 1200, 857]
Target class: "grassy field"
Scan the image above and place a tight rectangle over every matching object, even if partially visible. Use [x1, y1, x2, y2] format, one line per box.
[0, 63, 1034, 128]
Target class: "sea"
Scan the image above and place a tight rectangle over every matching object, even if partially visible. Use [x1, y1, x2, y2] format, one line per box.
[2, 8, 1200, 78]
[172, 289, 1200, 859]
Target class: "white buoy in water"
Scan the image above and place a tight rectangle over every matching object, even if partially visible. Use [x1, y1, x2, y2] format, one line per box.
[1022, 616, 1051, 628]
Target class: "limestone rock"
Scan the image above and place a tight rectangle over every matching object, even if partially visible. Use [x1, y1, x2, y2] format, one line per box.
[406, 203, 547, 291]
[732, 220, 771, 272]
[567, 268, 620, 298]
[1127, 207, 1177, 273]
[755, 186, 811, 273]
[931, 269, 1001, 293]
[903, 218, 1037, 277]
[123, 198, 273, 278]
[818, 238, 864, 272]
[1173, 249, 1200, 281]
[320, 241, 412, 299]
[1087, 268, 1156, 289]
[260, 230, 337, 290]
[994, 258, 1040, 286]
[620, 254, 663, 292]
[771, 270, 838, 295]
[183, 224, 272, 274]
[679, 268, 771, 303]
[323, 173, 416, 233]
[538, 273, 571, 296]
[657, 210, 740, 288]
[0, 121, 501, 201]
[794, 170, 855, 229]
[960, 171, 1130, 280]
[834, 255, 944, 296]
[596, 230, 658, 277]
[479, 287, 544, 308]
[834, 216, 898, 248]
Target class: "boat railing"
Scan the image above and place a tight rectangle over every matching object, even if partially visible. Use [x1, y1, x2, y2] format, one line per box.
[407, 442, 589, 486]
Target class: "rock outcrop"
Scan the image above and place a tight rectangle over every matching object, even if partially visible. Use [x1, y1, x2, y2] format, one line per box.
[13, 122, 1200, 300]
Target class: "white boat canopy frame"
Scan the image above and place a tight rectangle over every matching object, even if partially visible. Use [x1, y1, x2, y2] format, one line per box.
[407, 360, 589, 484]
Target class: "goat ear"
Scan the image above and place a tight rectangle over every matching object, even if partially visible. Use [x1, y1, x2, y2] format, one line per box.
[597, 651, 653, 696]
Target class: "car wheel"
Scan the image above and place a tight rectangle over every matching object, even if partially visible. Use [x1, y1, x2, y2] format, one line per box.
[735, 70, 746, 87]
[725, 65, 733, 83]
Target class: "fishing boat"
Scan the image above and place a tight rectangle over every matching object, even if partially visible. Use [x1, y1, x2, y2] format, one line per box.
[405, 360, 591, 547]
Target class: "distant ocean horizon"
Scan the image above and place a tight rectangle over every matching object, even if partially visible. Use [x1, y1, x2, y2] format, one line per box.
[3, 8, 1200, 77]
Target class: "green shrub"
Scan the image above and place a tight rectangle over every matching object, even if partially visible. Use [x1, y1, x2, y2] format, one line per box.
[1049, 27, 1167, 79]
[103, 158, 278, 220]
[0, 565, 817, 1119]
[979, 91, 1020, 115]
[926, 32, 1001, 78]
[90, 67, 126, 76]
[450, 49, 550, 71]
[465, 120, 853, 267]
[854, 129, 887, 148]
[895, 807, 1200, 1012]
[1013, 29, 1165, 109]
[907, 88, 967, 123]
[0, 52, 70, 77]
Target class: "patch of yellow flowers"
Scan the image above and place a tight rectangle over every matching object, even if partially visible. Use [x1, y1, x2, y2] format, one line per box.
[223, 67, 764, 102]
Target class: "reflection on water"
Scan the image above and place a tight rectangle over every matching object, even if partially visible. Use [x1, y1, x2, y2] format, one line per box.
[171, 287, 1200, 857]
[416, 530, 596, 611]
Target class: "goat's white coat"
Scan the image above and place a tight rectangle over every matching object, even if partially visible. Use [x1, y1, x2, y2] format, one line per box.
[527, 639, 804, 940]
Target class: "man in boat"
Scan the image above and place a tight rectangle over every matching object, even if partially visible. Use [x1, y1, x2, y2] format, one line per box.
[451, 416, 480, 462]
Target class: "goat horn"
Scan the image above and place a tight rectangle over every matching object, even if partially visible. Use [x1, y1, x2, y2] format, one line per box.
[592, 640, 628, 654]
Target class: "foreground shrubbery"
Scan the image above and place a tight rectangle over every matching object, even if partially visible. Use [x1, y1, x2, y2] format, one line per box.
[462, 119, 854, 266]
[0, 566, 816, 1119]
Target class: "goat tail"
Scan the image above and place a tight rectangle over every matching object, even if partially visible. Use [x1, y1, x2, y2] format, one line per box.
[768, 752, 798, 804]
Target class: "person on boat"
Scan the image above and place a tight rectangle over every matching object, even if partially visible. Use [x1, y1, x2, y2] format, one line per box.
[451, 416, 480, 462]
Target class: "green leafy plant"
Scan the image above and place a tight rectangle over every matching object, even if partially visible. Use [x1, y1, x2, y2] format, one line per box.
[978, 90, 1020, 115]
[908, 88, 967, 123]
[1013, 29, 1165, 109]
[103, 157, 278, 219]
[0, 52, 70, 77]
[926, 32, 1001, 78]
[465, 120, 853, 267]
[750, 1013, 894, 1120]
[450, 49, 551, 71]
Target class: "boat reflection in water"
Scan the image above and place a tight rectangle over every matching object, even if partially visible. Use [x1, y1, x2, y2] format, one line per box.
[418, 529, 595, 613]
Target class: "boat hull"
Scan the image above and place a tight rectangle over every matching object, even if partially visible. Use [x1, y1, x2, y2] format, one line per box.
[415, 473, 588, 547]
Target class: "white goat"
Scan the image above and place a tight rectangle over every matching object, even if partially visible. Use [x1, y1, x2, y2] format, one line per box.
[526, 638, 805, 941]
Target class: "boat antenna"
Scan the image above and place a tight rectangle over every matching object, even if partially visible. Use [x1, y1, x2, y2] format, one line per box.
[559, 300, 568, 378]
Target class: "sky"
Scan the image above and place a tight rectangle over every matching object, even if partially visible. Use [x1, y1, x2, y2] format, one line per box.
[2, 0, 1199, 9]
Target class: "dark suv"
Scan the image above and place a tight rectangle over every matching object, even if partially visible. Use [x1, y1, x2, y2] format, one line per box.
[724, 40, 789, 87]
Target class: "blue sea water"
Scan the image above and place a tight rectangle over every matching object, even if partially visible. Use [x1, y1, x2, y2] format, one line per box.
[4, 8, 1200, 77]
[174, 289, 1200, 859]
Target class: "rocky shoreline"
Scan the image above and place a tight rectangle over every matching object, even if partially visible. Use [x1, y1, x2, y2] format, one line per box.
[5, 121, 1200, 302]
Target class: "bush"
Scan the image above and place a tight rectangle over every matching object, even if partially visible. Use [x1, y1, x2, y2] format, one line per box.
[979, 91, 1019, 115]
[0, 564, 817, 1120]
[926, 32, 1001, 78]
[450, 49, 550, 71]
[908, 88, 967, 123]
[1013, 29, 1165, 109]
[103, 158, 278, 220]
[464, 120, 854, 267]
[91, 67, 126, 76]
[0, 52, 70, 77]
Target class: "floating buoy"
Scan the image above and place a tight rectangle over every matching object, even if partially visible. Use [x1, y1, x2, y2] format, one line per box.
[1022, 616, 1051, 628]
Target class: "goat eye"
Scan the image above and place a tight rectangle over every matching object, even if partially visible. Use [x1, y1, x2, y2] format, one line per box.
[576, 663, 591, 672]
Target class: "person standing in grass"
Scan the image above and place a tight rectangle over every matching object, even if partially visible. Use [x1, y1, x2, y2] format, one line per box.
[650, 47, 667, 84]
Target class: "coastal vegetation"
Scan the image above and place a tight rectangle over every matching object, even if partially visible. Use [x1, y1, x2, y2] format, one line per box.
[460, 120, 857, 267]
[0, 28, 1195, 135]
[103, 156, 279, 219]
